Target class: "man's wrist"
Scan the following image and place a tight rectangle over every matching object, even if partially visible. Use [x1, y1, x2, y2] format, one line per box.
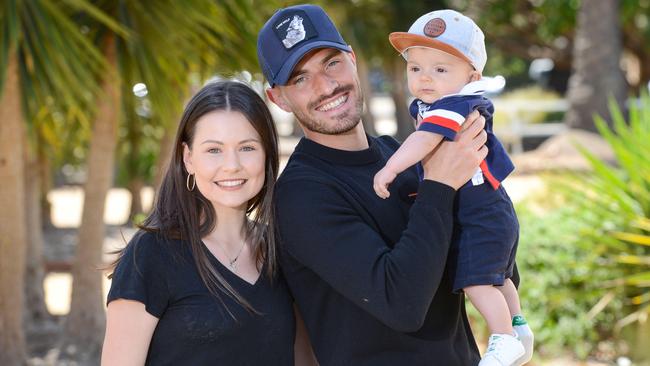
[421, 173, 461, 190]
[418, 180, 456, 209]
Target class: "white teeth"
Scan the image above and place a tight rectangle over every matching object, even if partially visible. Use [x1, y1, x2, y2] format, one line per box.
[216, 180, 245, 187]
[317, 95, 347, 111]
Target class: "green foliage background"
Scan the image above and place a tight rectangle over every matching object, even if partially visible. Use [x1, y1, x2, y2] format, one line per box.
[497, 94, 650, 361]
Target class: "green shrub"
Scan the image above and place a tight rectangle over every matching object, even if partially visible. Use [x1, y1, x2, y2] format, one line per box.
[561, 94, 650, 329]
[515, 202, 626, 359]
[512, 93, 650, 360]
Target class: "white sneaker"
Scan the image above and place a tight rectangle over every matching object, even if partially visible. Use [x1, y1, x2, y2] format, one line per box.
[513, 324, 534, 365]
[478, 333, 525, 366]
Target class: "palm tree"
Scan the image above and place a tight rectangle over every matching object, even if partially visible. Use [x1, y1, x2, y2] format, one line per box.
[62, 33, 122, 362]
[565, 0, 627, 132]
[0, 43, 29, 366]
[0, 1, 114, 363]
[24, 127, 51, 329]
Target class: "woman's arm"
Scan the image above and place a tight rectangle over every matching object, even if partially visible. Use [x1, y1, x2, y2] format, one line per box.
[101, 299, 159, 366]
[294, 304, 318, 366]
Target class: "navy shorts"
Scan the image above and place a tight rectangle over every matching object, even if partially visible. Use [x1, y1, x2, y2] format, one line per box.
[448, 182, 519, 293]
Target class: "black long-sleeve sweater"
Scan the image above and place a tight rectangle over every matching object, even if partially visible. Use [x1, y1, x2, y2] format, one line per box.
[275, 135, 480, 366]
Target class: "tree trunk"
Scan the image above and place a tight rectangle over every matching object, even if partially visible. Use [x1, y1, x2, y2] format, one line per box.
[640, 53, 650, 90]
[389, 59, 413, 142]
[125, 112, 144, 223]
[154, 88, 187, 194]
[61, 34, 121, 363]
[40, 149, 53, 229]
[24, 137, 51, 328]
[153, 123, 174, 191]
[356, 53, 377, 136]
[0, 49, 28, 366]
[564, 0, 627, 132]
[128, 177, 144, 224]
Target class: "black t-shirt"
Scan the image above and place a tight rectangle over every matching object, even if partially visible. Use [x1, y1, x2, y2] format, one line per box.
[275, 135, 481, 366]
[107, 231, 295, 365]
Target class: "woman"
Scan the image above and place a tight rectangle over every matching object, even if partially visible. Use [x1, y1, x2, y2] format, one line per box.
[102, 81, 314, 365]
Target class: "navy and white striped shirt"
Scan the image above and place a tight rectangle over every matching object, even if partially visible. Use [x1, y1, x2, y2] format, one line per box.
[410, 80, 514, 189]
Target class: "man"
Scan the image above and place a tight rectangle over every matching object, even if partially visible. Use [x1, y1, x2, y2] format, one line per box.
[258, 4, 488, 365]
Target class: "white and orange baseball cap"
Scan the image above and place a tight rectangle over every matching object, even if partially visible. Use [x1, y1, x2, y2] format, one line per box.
[389, 9, 487, 73]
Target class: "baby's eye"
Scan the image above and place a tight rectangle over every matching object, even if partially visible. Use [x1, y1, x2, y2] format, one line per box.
[436, 67, 447, 73]
[409, 66, 420, 72]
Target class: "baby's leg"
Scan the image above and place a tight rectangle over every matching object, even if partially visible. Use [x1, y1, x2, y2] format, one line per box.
[499, 278, 534, 365]
[464, 284, 512, 335]
[466, 284, 525, 365]
[497, 278, 521, 317]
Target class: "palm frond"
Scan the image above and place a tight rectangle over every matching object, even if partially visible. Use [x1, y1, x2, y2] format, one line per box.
[562, 93, 650, 328]
[613, 232, 650, 247]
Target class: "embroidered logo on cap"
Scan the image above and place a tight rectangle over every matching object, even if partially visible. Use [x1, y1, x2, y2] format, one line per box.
[273, 10, 318, 49]
[283, 15, 305, 48]
[424, 18, 446, 38]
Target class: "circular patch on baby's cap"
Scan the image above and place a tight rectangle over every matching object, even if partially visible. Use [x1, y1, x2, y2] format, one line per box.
[424, 18, 446, 37]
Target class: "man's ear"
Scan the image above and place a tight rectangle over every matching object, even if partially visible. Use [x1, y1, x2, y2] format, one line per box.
[266, 87, 292, 113]
[348, 47, 357, 67]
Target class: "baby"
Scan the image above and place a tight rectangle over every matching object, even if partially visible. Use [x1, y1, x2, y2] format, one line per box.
[374, 9, 533, 366]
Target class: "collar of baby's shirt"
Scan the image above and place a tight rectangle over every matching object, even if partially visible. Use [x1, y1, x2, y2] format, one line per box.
[438, 76, 506, 100]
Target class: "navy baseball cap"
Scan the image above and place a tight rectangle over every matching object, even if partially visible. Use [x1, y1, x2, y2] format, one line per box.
[257, 4, 352, 87]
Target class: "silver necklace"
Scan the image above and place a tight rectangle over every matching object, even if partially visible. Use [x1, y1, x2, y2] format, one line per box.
[217, 240, 246, 272]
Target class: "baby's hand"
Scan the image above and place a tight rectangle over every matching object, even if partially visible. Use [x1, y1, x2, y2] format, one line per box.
[373, 167, 397, 199]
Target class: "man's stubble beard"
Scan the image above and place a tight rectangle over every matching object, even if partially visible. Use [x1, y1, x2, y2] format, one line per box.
[294, 81, 364, 136]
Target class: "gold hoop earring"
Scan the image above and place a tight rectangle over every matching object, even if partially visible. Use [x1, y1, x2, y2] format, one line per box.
[186, 173, 195, 191]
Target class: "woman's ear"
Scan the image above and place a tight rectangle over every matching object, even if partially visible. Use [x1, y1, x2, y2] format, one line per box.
[182, 142, 193, 174]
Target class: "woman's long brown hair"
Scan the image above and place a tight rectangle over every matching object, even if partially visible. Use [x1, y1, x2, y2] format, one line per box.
[111, 81, 279, 316]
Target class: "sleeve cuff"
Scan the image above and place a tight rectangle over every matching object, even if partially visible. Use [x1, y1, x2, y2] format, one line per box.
[417, 123, 457, 141]
[417, 180, 456, 211]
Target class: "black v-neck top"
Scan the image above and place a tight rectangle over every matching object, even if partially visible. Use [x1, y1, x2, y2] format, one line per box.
[107, 231, 294, 365]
